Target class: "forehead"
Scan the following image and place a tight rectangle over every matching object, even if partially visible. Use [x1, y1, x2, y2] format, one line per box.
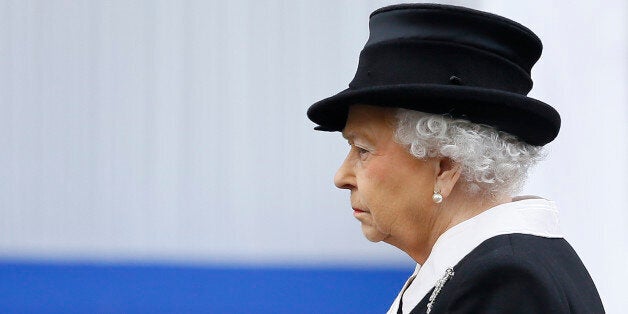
[341, 105, 395, 140]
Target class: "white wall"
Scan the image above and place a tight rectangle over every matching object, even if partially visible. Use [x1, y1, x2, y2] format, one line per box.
[1, 0, 625, 311]
[480, 2, 628, 312]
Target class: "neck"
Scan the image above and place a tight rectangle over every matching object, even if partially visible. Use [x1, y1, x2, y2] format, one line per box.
[398, 190, 512, 265]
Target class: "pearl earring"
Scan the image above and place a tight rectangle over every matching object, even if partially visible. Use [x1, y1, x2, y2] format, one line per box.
[432, 190, 443, 204]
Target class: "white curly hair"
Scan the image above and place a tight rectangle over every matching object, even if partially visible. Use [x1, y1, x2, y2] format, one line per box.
[393, 108, 546, 196]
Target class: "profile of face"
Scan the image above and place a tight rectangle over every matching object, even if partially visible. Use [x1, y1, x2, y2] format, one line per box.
[334, 105, 440, 247]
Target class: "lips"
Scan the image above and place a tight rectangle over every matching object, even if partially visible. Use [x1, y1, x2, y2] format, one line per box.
[353, 208, 366, 214]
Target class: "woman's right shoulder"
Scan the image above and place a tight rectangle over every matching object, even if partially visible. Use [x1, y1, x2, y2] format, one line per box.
[441, 234, 605, 313]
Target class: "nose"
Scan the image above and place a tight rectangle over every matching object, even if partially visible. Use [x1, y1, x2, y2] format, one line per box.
[334, 153, 356, 190]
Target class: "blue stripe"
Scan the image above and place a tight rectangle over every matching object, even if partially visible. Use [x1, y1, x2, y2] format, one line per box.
[0, 261, 410, 313]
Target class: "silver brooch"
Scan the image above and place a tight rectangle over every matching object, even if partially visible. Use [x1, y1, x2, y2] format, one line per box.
[426, 267, 455, 314]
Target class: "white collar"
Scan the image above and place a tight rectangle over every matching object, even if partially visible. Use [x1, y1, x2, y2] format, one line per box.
[387, 196, 563, 314]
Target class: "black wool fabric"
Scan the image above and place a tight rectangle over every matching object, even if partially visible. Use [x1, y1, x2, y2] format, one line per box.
[407, 234, 604, 313]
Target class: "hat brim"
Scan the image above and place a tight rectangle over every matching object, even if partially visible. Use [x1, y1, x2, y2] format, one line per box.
[307, 84, 560, 146]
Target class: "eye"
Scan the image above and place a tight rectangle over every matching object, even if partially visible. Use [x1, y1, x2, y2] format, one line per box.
[355, 145, 370, 159]
[347, 141, 371, 160]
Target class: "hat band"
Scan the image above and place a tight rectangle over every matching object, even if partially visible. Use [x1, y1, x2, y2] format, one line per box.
[349, 41, 533, 95]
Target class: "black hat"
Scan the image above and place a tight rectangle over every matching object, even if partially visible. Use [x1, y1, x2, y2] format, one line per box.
[307, 3, 560, 146]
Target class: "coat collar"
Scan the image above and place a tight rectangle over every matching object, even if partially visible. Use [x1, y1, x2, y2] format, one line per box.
[388, 196, 563, 314]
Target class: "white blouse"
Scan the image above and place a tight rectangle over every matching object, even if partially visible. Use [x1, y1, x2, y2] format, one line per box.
[386, 196, 564, 314]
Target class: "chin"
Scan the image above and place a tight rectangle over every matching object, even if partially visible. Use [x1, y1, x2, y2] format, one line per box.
[361, 226, 387, 242]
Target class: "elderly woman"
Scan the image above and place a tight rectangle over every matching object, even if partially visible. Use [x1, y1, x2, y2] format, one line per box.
[307, 4, 604, 314]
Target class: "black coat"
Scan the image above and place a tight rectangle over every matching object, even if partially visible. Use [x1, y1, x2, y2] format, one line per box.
[404, 234, 604, 313]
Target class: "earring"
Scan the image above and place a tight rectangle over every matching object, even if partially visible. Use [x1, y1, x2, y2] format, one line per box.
[432, 190, 443, 204]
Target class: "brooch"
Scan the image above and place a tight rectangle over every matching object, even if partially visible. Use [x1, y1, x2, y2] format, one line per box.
[426, 267, 455, 314]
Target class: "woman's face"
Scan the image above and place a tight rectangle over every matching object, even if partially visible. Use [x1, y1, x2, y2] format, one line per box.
[334, 105, 438, 245]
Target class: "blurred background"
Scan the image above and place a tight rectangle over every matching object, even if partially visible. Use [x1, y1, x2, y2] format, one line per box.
[1, 0, 626, 313]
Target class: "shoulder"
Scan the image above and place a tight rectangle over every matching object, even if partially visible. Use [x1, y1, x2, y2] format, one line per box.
[446, 235, 568, 313]
[424, 234, 604, 314]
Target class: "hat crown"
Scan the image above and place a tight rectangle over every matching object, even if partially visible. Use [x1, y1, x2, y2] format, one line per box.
[349, 4, 542, 95]
[368, 4, 542, 74]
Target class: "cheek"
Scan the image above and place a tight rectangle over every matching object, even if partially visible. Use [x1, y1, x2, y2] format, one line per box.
[360, 162, 407, 219]
[360, 162, 398, 198]
[364, 159, 411, 196]
[360, 156, 434, 217]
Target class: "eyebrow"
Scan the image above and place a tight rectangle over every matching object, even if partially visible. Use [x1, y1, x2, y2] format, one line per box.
[341, 130, 352, 140]
[341, 129, 357, 140]
[342, 128, 375, 143]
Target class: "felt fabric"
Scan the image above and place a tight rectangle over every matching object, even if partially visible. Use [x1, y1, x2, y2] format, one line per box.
[307, 3, 561, 146]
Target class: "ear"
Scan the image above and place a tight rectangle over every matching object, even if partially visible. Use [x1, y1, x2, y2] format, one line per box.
[434, 157, 462, 198]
